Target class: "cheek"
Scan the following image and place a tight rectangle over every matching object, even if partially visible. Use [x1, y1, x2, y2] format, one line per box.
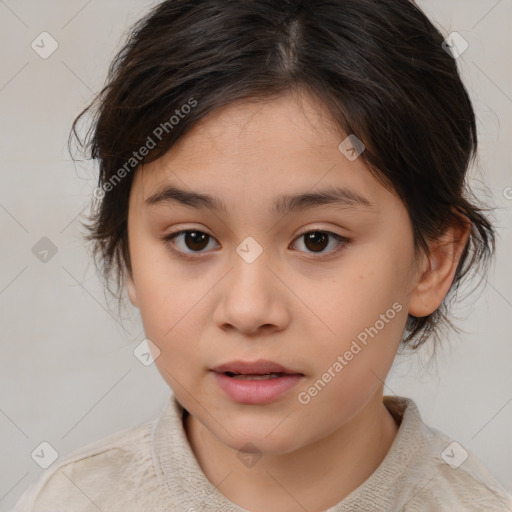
[131, 233, 185, 320]
[132, 265, 215, 380]
[299, 252, 407, 386]
[308, 252, 405, 338]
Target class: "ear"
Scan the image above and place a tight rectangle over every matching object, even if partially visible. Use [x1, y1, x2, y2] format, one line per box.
[408, 214, 471, 318]
[126, 270, 139, 308]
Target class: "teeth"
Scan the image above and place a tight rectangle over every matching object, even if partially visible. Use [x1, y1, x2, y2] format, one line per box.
[230, 373, 282, 380]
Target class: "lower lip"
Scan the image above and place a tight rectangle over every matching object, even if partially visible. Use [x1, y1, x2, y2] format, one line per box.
[212, 372, 304, 405]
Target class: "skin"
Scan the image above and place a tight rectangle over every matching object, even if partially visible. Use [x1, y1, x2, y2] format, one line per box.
[126, 90, 470, 512]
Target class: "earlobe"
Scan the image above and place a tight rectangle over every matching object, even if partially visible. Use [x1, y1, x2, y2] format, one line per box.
[126, 271, 139, 308]
[408, 217, 471, 318]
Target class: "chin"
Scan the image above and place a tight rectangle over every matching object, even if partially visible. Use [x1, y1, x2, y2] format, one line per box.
[214, 421, 307, 456]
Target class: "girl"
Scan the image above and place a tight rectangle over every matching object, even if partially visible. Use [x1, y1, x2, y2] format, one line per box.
[14, 0, 512, 510]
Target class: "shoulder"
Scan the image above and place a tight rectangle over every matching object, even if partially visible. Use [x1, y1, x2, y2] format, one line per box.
[386, 396, 512, 511]
[13, 418, 167, 512]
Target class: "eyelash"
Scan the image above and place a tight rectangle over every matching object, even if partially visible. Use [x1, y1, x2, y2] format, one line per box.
[161, 228, 350, 260]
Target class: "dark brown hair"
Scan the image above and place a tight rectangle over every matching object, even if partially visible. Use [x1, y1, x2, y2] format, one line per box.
[71, 0, 495, 349]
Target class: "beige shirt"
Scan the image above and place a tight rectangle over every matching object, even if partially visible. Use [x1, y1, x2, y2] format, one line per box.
[13, 394, 512, 511]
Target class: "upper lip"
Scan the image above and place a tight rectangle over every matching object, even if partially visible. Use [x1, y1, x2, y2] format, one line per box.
[211, 360, 303, 375]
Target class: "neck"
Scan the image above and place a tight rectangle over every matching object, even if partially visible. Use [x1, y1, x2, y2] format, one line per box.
[184, 390, 399, 512]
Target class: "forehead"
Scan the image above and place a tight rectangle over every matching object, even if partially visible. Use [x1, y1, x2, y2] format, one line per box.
[129, 91, 390, 214]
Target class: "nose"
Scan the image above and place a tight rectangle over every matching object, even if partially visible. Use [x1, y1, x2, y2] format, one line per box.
[213, 246, 290, 336]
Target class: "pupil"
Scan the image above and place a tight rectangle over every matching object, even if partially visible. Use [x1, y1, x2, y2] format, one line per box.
[186, 231, 209, 251]
[305, 232, 328, 252]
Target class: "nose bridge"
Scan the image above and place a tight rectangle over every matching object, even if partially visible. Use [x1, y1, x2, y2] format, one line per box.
[235, 234, 266, 266]
[230, 235, 274, 300]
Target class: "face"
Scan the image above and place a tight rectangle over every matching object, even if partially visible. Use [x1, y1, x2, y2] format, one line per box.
[126, 90, 422, 455]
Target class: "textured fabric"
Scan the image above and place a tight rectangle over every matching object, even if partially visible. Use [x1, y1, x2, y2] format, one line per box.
[13, 394, 512, 511]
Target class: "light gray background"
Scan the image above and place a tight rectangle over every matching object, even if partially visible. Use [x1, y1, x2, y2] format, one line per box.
[1, 0, 511, 509]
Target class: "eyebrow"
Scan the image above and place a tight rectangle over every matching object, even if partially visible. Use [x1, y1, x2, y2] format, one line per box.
[145, 184, 375, 215]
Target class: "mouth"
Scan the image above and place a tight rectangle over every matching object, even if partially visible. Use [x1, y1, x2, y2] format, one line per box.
[211, 360, 305, 404]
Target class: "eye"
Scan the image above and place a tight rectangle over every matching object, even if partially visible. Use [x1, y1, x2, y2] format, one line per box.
[291, 230, 350, 257]
[162, 229, 350, 259]
[163, 230, 219, 256]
